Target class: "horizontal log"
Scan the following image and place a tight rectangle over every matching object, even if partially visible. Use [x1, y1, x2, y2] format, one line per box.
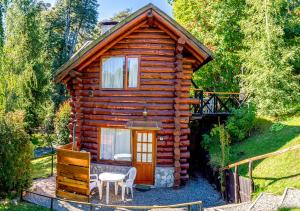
[157, 147, 173, 152]
[81, 102, 174, 110]
[119, 38, 175, 45]
[126, 32, 170, 39]
[81, 96, 174, 104]
[76, 90, 174, 98]
[141, 67, 175, 73]
[141, 73, 175, 80]
[157, 152, 173, 159]
[84, 108, 175, 116]
[141, 60, 174, 68]
[157, 158, 173, 165]
[141, 79, 175, 85]
[181, 163, 189, 169]
[141, 55, 175, 62]
[112, 43, 175, 50]
[180, 140, 190, 147]
[105, 49, 174, 56]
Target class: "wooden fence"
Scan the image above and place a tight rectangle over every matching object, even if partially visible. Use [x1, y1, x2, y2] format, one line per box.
[56, 143, 91, 202]
[221, 144, 300, 203]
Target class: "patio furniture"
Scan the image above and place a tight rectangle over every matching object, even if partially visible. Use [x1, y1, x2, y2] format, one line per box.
[117, 167, 137, 200]
[90, 174, 99, 191]
[98, 172, 126, 204]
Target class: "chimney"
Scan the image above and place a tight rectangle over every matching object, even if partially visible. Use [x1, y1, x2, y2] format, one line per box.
[100, 21, 119, 34]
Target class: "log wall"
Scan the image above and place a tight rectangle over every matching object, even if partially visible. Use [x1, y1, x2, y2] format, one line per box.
[67, 24, 197, 184]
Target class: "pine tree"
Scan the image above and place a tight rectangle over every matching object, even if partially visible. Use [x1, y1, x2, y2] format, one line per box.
[240, 0, 300, 116]
[173, 0, 245, 92]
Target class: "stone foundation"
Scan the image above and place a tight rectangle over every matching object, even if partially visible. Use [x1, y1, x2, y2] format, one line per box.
[91, 163, 174, 188]
[154, 166, 174, 188]
[91, 163, 130, 175]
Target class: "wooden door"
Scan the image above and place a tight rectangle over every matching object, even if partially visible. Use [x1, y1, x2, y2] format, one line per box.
[133, 131, 156, 185]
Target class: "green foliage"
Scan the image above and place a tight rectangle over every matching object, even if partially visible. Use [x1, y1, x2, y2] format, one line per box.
[0, 111, 32, 197]
[54, 101, 71, 145]
[230, 116, 300, 196]
[0, 201, 50, 210]
[203, 122, 231, 169]
[239, 0, 300, 116]
[109, 8, 132, 22]
[173, 0, 245, 92]
[31, 154, 56, 179]
[226, 104, 256, 142]
[269, 122, 285, 132]
[0, 0, 52, 133]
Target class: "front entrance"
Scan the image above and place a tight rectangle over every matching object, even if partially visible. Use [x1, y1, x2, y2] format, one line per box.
[132, 130, 156, 185]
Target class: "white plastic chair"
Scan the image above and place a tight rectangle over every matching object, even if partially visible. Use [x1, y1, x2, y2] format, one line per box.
[90, 174, 99, 192]
[117, 167, 137, 200]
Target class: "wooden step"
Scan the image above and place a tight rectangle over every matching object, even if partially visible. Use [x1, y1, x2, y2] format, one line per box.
[279, 187, 300, 208]
[248, 193, 282, 211]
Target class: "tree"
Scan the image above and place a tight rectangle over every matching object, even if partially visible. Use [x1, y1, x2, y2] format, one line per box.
[0, 0, 51, 132]
[240, 0, 300, 116]
[173, 0, 245, 92]
[43, 0, 98, 109]
[109, 8, 132, 22]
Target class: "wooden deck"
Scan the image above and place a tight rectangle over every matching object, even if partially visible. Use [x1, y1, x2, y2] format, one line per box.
[191, 90, 247, 119]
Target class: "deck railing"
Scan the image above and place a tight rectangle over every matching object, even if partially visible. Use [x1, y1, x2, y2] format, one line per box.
[191, 89, 247, 117]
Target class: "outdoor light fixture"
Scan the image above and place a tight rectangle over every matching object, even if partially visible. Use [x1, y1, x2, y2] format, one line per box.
[143, 107, 148, 118]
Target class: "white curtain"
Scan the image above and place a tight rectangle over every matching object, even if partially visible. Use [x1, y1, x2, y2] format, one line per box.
[100, 128, 115, 160]
[102, 57, 125, 88]
[100, 128, 131, 161]
[128, 58, 138, 88]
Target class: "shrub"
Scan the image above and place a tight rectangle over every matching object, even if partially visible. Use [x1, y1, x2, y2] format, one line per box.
[226, 103, 256, 142]
[0, 111, 32, 197]
[54, 101, 71, 145]
[202, 123, 231, 169]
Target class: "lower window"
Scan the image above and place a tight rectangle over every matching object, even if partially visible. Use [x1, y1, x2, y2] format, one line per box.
[100, 128, 131, 161]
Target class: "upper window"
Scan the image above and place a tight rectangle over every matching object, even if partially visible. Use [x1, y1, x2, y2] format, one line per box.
[100, 128, 132, 162]
[101, 56, 139, 89]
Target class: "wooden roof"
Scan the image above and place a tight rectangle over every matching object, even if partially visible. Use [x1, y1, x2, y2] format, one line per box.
[54, 3, 213, 83]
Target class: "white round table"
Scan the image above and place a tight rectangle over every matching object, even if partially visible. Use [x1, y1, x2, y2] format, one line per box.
[98, 172, 125, 204]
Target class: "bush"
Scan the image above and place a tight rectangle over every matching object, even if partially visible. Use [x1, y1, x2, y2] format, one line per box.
[0, 111, 32, 197]
[202, 123, 231, 169]
[54, 101, 71, 145]
[226, 104, 256, 142]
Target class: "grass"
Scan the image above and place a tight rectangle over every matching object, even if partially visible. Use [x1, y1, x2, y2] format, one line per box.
[229, 116, 300, 196]
[0, 201, 49, 211]
[31, 154, 57, 179]
[279, 208, 300, 211]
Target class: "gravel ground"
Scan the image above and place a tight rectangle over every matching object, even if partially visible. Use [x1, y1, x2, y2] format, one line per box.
[24, 174, 224, 210]
[249, 193, 282, 211]
[280, 188, 300, 208]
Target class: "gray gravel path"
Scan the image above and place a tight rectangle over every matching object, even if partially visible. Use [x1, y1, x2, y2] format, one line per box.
[24, 174, 224, 210]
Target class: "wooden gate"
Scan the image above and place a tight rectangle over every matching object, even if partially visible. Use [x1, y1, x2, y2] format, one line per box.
[224, 170, 252, 203]
[56, 143, 91, 202]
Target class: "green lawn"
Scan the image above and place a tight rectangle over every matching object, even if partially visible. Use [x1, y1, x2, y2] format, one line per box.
[229, 116, 300, 196]
[0, 201, 49, 211]
[31, 154, 57, 179]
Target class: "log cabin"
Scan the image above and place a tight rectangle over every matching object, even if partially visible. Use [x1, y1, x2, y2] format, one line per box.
[54, 4, 213, 188]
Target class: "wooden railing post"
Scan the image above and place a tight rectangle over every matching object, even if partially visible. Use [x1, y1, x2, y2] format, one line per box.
[234, 166, 240, 203]
[200, 90, 204, 115]
[249, 161, 253, 195]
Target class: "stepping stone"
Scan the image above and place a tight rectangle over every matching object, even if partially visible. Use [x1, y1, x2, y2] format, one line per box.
[204, 202, 252, 211]
[279, 187, 300, 208]
[248, 193, 282, 211]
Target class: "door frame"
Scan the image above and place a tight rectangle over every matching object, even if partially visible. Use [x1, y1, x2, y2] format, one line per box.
[132, 130, 157, 185]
